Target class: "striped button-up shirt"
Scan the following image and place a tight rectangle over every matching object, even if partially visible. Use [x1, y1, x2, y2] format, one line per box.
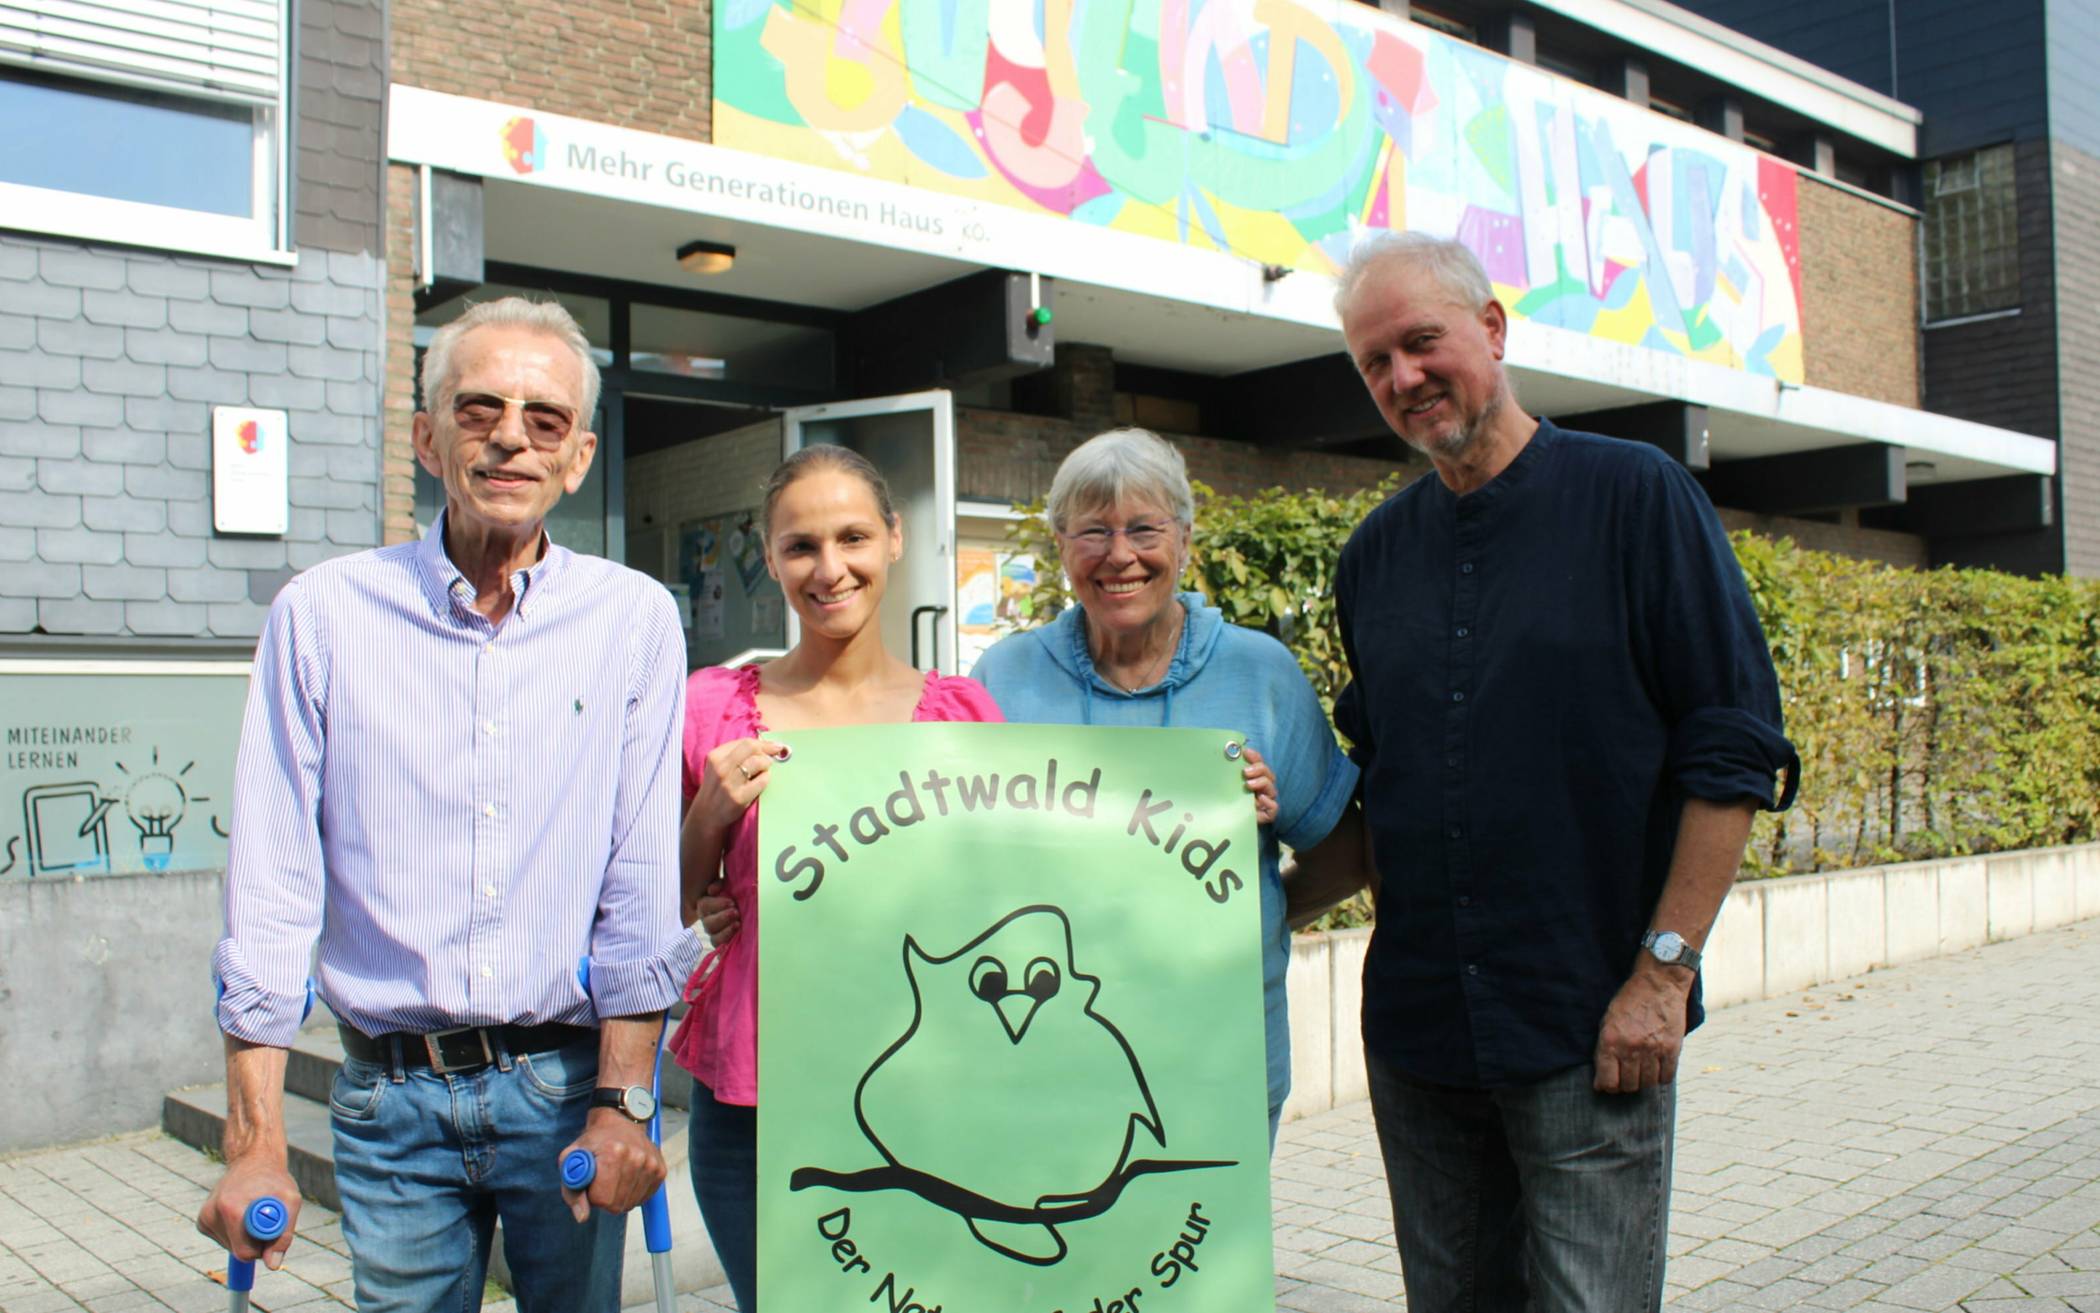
[214, 515, 700, 1048]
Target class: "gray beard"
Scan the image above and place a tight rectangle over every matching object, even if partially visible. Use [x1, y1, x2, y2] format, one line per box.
[1403, 388, 1504, 461]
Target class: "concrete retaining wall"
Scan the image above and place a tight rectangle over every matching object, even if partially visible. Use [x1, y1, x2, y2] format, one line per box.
[1281, 841, 2100, 1122]
[6, 840, 2097, 1150]
[0, 869, 227, 1150]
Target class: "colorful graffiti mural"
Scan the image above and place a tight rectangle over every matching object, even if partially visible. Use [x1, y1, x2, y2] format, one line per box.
[713, 0, 1804, 381]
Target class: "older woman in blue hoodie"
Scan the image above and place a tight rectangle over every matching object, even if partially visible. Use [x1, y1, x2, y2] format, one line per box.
[972, 426, 1362, 1141]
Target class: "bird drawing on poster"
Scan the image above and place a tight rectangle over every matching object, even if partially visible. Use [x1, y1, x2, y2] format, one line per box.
[784, 901, 1251, 1268]
[855, 905, 1160, 1263]
[791, 904, 1237, 1265]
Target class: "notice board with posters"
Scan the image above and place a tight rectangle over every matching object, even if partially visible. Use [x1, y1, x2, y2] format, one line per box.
[756, 723, 1274, 1312]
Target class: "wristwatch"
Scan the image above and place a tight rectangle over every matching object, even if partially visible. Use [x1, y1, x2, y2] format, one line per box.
[1641, 930, 1702, 974]
[591, 1085, 658, 1124]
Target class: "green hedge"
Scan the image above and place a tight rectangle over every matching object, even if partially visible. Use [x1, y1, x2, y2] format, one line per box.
[1008, 481, 2100, 896]
[1734, 533, 2100, 877]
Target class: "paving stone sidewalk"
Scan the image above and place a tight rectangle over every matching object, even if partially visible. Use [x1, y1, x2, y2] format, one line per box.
[6, 920, 2099, 1312]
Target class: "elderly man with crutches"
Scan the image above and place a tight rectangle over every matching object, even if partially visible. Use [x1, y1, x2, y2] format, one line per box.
[196, 295, 699, 1312]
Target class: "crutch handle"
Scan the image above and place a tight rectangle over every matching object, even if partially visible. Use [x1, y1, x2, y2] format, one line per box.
[561, 1148, 598, 1190]
[226, 1196, 288, 1293]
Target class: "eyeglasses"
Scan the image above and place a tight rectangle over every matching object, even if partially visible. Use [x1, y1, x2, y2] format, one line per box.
[448, 392, 578, 448]
[1061, 521, 1175, 557]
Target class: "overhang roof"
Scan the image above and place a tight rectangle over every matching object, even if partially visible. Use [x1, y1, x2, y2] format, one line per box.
[402, 86, 2048, 493]
[1523, 0, 1921, 156]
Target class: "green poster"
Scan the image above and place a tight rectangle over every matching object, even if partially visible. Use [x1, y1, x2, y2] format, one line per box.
[758, 723, 1275, 1313]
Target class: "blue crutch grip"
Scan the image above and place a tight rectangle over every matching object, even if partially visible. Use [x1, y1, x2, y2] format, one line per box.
[561, 1148, 597, 1191]
[226, 1196, 288, 1292]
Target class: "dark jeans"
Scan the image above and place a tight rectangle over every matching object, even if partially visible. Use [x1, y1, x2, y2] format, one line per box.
[1366, 1052, 1674, 1313]
[688, 1080, 757, 1311]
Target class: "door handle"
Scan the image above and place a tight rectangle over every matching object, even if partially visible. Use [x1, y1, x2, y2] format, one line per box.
[909, 604, 949, 671]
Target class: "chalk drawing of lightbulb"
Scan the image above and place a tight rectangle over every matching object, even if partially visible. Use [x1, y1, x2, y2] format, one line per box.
[113, 747, 203, 873]
[125, 774, 185, 870]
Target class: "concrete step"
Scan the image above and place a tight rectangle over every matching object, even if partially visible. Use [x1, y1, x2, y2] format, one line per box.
[286, 1027, 345, 1105]
[162, 1081, 344, 1212]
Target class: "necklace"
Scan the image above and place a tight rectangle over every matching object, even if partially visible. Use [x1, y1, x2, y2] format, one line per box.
[1100, 607, 1183, 694]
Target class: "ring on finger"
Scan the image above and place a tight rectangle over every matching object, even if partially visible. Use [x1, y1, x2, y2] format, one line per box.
[737, 760, 753, 780]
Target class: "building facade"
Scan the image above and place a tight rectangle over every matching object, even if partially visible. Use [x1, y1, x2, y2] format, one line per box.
[1674, 0, 2100, 576]
[0, 0, 2075, 1149]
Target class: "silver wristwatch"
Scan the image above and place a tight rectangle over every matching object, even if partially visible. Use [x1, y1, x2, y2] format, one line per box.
[591, 1084, 658, 1124]
[1641, 930, 1701, 974]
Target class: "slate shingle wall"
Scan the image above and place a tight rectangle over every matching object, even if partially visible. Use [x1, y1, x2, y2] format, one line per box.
[0, 0, 387, 640]
[0, 236, 385, 639]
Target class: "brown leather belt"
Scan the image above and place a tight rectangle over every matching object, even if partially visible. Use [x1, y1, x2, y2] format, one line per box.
[338, 1022, 593, 1074]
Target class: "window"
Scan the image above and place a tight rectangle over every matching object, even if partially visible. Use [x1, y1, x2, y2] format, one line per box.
[1922, 144, 2019, 323]
[413, 284, 616, 370]
[1648, 94, 1693, 124]
[1536, 49, 1594, 88]
[630, 305, 834, 388]
[0, 0, 288, 259]
[1407, 4, 1478, 44]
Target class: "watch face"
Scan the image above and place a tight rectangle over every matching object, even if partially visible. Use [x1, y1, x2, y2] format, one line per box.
[1652, 931, 1686, 962]
[623, 1086, 657, 1121]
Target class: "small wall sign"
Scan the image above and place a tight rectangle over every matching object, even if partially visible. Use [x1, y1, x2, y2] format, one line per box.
[211, 406, 290, 535]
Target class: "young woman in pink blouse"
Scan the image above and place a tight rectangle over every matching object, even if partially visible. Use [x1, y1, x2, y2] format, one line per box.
[669, 445, 1002, 1310]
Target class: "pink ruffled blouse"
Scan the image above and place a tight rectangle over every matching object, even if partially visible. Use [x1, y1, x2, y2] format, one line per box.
[668, 664, 1004, 1106]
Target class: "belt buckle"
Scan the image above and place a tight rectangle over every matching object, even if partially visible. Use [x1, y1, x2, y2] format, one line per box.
[424, 1026, 493, 1074]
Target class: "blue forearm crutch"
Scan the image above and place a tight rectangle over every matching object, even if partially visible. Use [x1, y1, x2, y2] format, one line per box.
[211, 977, 312, 1310]
[572, 958, 677, 1313]
[226, 1196, 288, 1312]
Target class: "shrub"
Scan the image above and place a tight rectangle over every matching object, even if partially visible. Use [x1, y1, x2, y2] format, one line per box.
[1006, 482, 2100, 912]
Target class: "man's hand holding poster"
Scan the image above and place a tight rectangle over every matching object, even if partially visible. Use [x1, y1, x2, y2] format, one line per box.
[758, 724, 1275, 1312]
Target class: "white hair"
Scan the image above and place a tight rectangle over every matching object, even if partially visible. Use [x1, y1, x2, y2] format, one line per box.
[419, 295, 602, 423]
[1045, 427, 1195, 532]
[1333, 230, 1495, 322]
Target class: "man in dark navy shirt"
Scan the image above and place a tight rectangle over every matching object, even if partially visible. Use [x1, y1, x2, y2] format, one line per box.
[1328, 231, 1797, 1312]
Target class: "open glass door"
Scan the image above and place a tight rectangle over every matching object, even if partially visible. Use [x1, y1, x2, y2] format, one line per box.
[781, 391, 957, 673]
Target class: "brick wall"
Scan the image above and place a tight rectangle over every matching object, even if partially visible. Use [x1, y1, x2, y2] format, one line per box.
[382, 165, 420, 545]
[1797, 177, 1921, 408]
[391, 0, 712, 141]
[1715, 508, 1927, 569]
[384, 0, 717, 545]
[624, 420, 780, 558]
[956, 407, 1416, 507]
[0, 236, 385, 639]
[2054, 138, 2100, 578]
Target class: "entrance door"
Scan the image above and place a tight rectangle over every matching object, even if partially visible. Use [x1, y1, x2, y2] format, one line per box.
[782, 391, 957, 673]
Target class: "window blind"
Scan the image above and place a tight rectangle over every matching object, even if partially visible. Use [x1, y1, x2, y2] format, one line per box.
[0, 0, 281, 105]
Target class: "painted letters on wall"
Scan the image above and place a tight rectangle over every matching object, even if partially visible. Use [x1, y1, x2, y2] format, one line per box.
[714, 0, 1805, 381]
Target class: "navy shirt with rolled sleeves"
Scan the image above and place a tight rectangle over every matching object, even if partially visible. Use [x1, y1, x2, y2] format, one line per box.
[1333, 418, 1798, 1090]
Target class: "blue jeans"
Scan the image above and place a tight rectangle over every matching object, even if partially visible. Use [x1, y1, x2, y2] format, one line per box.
[687, 1081, 757, 1311]
[329, 1036, 626, 1312]
[1366, 1053, 1674, 1313]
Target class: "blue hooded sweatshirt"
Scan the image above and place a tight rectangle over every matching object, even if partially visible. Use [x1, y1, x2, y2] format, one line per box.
[972, 591, 1359, 1119]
